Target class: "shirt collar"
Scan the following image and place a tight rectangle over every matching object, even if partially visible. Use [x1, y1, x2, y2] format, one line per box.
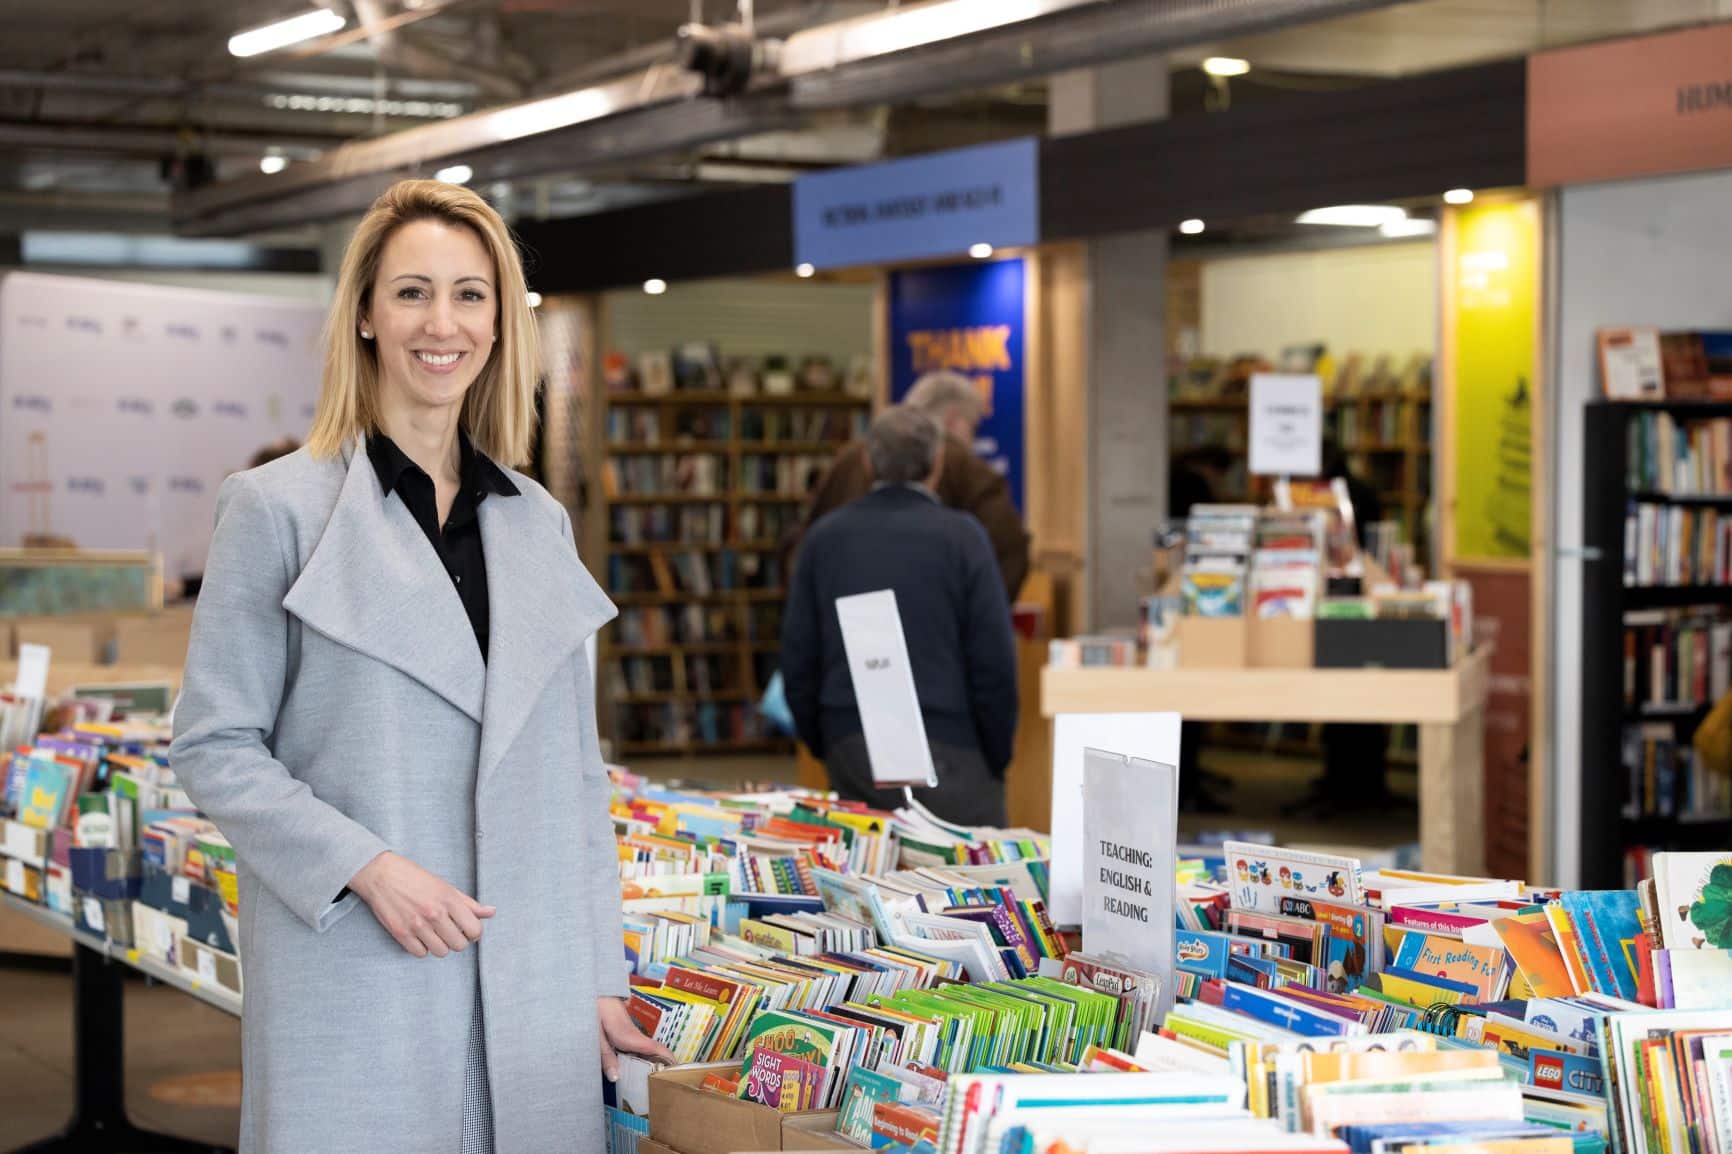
[366, 427, 520, 499]
[869, 480, 940, 503]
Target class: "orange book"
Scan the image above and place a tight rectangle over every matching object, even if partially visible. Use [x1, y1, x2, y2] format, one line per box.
[1544, 904, 1592, 995]
[1493, 912, 1575, 998]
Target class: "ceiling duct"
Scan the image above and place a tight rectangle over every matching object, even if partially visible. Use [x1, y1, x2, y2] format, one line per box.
[172, 0, 1406, 236]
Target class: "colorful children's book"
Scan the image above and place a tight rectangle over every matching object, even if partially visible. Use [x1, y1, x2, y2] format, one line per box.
[1391, 933, 1513, 1002]
[18, 757, 74, 831]
[838, 1066, 907, 1143]
[1652, 852, 1732, 950]
[1224, 843, 1362, 913]
[1492, 912, 1575, 999]
[1557, 891, 1644, 1002]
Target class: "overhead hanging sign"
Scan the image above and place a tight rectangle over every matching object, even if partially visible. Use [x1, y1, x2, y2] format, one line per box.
[834, 589, 938, 789]
[888, 258, 1027, 510]
[1248, 373, 1323, 477]
[1529, 23, 1732, 189]
[1082, 747, 1178, 1020]
[793, 138, 1039, 271]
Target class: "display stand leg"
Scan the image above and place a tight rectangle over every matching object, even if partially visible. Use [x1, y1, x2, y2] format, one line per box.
[7, 942, 231, 1154]
[1418, 706, 1486, 877]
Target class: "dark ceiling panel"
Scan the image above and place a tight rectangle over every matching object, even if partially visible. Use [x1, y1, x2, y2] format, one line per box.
[515, 183, 793, 293]
[1041, 59, 1526, 240]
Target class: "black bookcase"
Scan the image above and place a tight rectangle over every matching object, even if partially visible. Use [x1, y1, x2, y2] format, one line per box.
[1580, 400, 1732, 889]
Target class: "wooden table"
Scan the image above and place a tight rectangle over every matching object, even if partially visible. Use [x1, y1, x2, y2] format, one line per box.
[1040, 647, 1493, 875]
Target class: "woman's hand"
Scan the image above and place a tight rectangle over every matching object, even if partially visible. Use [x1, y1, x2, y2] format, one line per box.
[347, 851, 495, 958]
[597, 996, 674, 1081]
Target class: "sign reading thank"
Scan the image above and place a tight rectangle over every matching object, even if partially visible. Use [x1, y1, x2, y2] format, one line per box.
[1082, 747, 1177, 1018]
[834, 589, 937, 788]
[793, 138, 1038, 270]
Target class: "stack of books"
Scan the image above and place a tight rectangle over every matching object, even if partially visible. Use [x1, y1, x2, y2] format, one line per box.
[1182, 504, 1257, 617]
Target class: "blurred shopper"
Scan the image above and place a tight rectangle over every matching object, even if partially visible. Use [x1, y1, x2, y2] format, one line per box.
[1294, 441, 1394, 817]
[170, 180, 667, 1154]
[785, 371, 1031, 601]
[781, 407, 1018, 826]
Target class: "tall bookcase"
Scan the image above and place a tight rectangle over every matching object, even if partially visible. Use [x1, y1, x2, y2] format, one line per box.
[599, 388, 871, 757]
[1580, 399, 1732, 889]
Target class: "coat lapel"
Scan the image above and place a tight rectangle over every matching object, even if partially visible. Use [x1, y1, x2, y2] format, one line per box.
[282, 439, 486, 723]
[476, 489, 616, 785]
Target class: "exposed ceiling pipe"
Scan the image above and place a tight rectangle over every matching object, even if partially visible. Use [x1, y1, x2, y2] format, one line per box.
[351, 0, 525, 100]
[172, 0, 1408, 236]
[0, 121, 336, 159]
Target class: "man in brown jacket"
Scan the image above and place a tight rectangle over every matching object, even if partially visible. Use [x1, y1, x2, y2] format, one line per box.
[784, 371, 1031, 602]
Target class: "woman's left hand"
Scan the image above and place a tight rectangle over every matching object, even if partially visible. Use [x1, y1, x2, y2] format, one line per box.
[597, 996, 675, 1082]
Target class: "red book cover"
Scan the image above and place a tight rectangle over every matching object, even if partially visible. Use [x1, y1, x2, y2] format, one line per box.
[666, 966, 739, 1005]
[871, 1101, 941, 1148]
[625, 994, 662, 1038]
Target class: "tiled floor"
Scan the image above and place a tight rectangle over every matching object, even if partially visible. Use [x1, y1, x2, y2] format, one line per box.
[0, 741, 1414, 1151]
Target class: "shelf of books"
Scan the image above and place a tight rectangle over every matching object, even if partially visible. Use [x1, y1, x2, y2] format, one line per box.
[599, 348, 873, 755]
[1170, 351, 1434, 565]
[1581, 400, 1732, 889]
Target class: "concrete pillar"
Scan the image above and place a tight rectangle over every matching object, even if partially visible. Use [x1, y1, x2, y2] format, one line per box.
[1048, 58, 1169, 632]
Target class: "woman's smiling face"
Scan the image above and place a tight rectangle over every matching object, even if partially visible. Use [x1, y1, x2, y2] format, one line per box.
[364, 217, 498, 415]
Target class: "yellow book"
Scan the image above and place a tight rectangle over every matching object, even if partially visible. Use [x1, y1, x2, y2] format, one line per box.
[1302, 1047, 1499, 1085]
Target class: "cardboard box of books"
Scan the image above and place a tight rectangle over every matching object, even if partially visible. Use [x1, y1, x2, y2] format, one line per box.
[776, 1113, 852, 1151]
[178, 934, 242, 997]
[1248, 615, 1313, 668]
[1176, 615, 1248, 669]
[635, 1141, 679, 1154]
[647, 1065, 834, 1154]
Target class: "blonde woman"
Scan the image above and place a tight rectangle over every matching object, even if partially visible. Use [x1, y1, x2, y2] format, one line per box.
[171, 180, 670, 1154]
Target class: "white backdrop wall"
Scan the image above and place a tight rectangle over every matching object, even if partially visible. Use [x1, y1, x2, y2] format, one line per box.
[1198, 241, 1437, 360]
[1549, 168, 1732, 888]
[0, 271, 325, 579]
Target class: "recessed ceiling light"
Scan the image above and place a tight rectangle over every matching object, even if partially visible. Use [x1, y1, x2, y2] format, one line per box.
[258, 154, 288, 175]
[969, 243, 994, 260]
[1202, 56, 1251, 77]
[1296, 204, 1408, 228]
[229, 8, 346, 58]
[1444, 188, 1475, 205]
[435, 164, 473, 185]
[1379, 219, 1437, 238]
[643, 278, 667, 295]
[526, 291, 543, 308]
[795, 263, 816, 278]
[1179, 218, 1205, 235]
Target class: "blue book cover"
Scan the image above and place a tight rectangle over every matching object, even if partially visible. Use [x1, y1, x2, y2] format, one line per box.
[1175, 929, 1234, 979]
[1337, 1121, 1555, 1154]
[1559, 890, 1642, 1002]
[1220, 983, 1357, 1037]
[1228, 953, 1280, 987]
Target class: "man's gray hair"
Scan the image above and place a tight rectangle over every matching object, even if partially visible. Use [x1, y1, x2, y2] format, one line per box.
[904, 370, 985, 428]
[867, 407, 943, 487]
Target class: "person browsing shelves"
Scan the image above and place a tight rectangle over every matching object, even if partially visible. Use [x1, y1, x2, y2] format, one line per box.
[780, 407, 1019, 826]
[170, 180, 669, 1154]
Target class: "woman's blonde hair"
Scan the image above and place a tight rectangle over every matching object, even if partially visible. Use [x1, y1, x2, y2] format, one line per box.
[307, 179, 539, 467]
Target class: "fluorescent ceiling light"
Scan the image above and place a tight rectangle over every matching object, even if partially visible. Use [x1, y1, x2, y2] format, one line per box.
[435, 164, 473, 184]
[968, 243, 994, 259]
[1444, 188, 1475, 205]
[795, 263, 816, 278]
[258, 154, 288, 175]
[1379, 219, 1437, 238]
[643, 279, 667, 295]
[1179, 218, 1205, 235]
[488, 88, 615, 141]
[229, 8, 346, 58]
[1296, 204, 1408, 228]
[526, 291, 543, 308]
[1202, 56, 1251, 77]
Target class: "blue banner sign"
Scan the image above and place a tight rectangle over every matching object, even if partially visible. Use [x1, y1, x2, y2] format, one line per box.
[793, 138, 1038, 271]
[889, 258, 1026, 511]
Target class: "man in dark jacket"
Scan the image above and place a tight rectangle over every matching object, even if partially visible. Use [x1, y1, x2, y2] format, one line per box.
[781, 407, 1018, 826]
[784, 372, 1030, 602]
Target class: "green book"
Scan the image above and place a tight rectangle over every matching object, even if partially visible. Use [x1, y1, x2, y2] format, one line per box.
[837, 1066, 904, 1144]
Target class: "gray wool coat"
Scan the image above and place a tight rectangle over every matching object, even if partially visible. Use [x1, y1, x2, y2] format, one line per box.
[169, 438, 627, 1154]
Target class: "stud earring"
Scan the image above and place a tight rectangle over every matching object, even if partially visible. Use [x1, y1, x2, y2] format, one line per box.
[360, 329, 373, 340]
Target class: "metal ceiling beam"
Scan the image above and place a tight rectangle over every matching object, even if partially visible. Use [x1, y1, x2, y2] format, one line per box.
[0, 121, 339, 159]
[172, 0, 1410, 236]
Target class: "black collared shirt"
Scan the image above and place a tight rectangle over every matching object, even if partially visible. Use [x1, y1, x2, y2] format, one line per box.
[366, 428, 518, 661]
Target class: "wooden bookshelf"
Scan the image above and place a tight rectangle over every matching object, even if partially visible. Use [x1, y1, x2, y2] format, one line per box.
[1580, 399, 1732, 888]
[598, 386, 872, 756]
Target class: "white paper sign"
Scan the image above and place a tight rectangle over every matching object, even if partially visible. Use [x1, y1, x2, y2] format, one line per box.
[83, 896, 105, 936]
[1082, 747, 1178, 1019]
[834, 589, 937, 788]
[5, 858, 23, 894]
[196, 946, 218, 984]
[172, 876, 191, 907]
[1050, 712, 1181, 926]
[1249, 372, 1323, 477]
[13, 643, 49, 699]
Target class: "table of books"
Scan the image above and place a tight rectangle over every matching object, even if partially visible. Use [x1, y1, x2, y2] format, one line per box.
[1041, 646, 1493, 875]
[1, 889, 236, 1154]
